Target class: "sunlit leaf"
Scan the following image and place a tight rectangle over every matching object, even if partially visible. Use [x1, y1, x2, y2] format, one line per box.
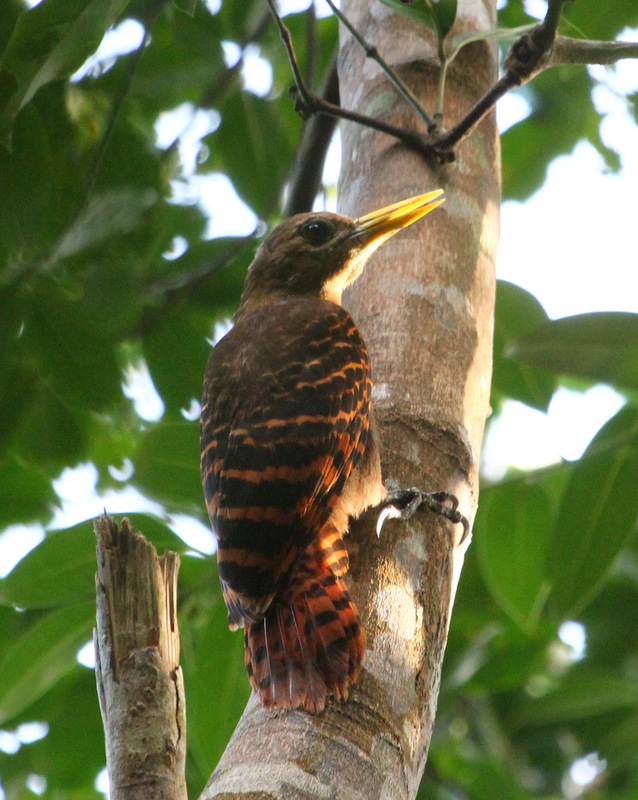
[510, 311, 638, 392]
[184, 590, 250, 778]
[0, 514, 185, 609]
[548, 407, 638, 617]
[0, 0, 131, 147]
[133, 422, 203, 512]
[492, 280, 556, 411]
[475, 481, 553, 631]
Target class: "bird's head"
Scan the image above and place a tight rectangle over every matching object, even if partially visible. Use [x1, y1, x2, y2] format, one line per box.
[240, 189, 444, 308]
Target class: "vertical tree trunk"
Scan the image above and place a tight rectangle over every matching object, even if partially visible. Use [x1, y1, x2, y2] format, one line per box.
[337, 0, 500, 783]
[201, 1, 499, 798]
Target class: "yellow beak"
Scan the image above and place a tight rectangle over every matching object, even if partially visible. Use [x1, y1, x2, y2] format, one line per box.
[351, 189, 444, 246]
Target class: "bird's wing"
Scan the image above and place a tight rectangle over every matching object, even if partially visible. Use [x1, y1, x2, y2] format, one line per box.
[200, 301, 371, 626]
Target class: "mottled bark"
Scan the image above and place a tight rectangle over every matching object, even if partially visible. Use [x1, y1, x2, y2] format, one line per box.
[95, 515, 187, 800]
[200, 1, 499, 799]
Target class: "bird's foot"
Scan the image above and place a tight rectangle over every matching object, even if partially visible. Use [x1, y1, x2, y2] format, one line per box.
[377, 488, 470, 544]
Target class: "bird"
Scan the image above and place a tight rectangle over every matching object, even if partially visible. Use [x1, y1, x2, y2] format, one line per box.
[200, 189, 447, 713]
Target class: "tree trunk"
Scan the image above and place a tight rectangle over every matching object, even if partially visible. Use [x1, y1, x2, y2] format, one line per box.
[95, 515, 187, 800]
[200, 1, 499, 797]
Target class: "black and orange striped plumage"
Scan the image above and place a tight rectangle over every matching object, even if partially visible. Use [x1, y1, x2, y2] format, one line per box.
[201, 191, 445, 711]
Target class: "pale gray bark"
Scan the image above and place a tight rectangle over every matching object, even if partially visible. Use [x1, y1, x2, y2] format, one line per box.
[95, 515, 187, 800]
[200, 1, 499, 799]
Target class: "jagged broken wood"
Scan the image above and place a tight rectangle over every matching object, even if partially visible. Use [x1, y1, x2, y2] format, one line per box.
[94, 514, 187, 800]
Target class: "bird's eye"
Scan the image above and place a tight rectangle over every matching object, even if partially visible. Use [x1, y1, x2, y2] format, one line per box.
[299, 219, 333, 246]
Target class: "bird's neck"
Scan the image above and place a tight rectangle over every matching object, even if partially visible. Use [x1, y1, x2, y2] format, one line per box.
[238, 287, 343, 315]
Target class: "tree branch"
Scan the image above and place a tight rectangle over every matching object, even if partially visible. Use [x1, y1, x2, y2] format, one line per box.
[95, 515, 186, 800]
[432, 0, 568, 153]
[266, 0, 637, 164]
[323, 0, 435, 130]
[284, 56, 339, 216]
[264, 0, 443, 161]
[547, 35, 638, 68]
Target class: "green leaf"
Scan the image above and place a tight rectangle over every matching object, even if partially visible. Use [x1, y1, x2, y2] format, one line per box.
[426, 741, 532, 800]
[510, 311, 638, 393]
[185, 592, 250, 777]
[548, 407, 638, 617]
[0, 103, 62, 258]
[51, 187, 157, 263]
[492, 280, 556, 411]
[513, 671, 638, 728]
[448, 23, 536, 63]
[133, 421, 203, 512]
[207, 90, 298, 218]
[5, 668, 106, 791]
[23, 285, 123, 412]
[502, 68, 620, 201]
[172, 0, 197, 16]
[0, 514, 185, 609]
[428, 0, 457, 42]
[0, 602, 94, 725]
[142, 306, 212, 418]
[377, 0, 437, 31]
[475, 481, 553, 631]
[0, 0, 131, 147]
[12, 382, 86, 468]
[563, 0, 638, 41]
[0, 460, 56, 528]
[377, 0, 457, 42]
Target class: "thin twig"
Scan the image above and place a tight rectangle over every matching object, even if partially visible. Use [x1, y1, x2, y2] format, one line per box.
[264, 0, 314, 109]
[323, 0, 435, 130]
[432, 0, 569, 153]
[430, 73, 517, 155]
[284, 57, 340, 216]
[294, 86, 439, 157]
[265, 0, 439, 158]
[266, 0, 637, 164]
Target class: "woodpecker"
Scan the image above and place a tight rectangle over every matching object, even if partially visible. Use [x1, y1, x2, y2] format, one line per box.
[200, 190, 450, 712]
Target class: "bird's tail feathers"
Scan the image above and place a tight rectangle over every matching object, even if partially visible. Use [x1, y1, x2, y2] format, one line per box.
[244, 540, 364, 712]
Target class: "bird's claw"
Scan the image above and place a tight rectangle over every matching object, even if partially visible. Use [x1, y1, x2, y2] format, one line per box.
[377, 488, 470, 544]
